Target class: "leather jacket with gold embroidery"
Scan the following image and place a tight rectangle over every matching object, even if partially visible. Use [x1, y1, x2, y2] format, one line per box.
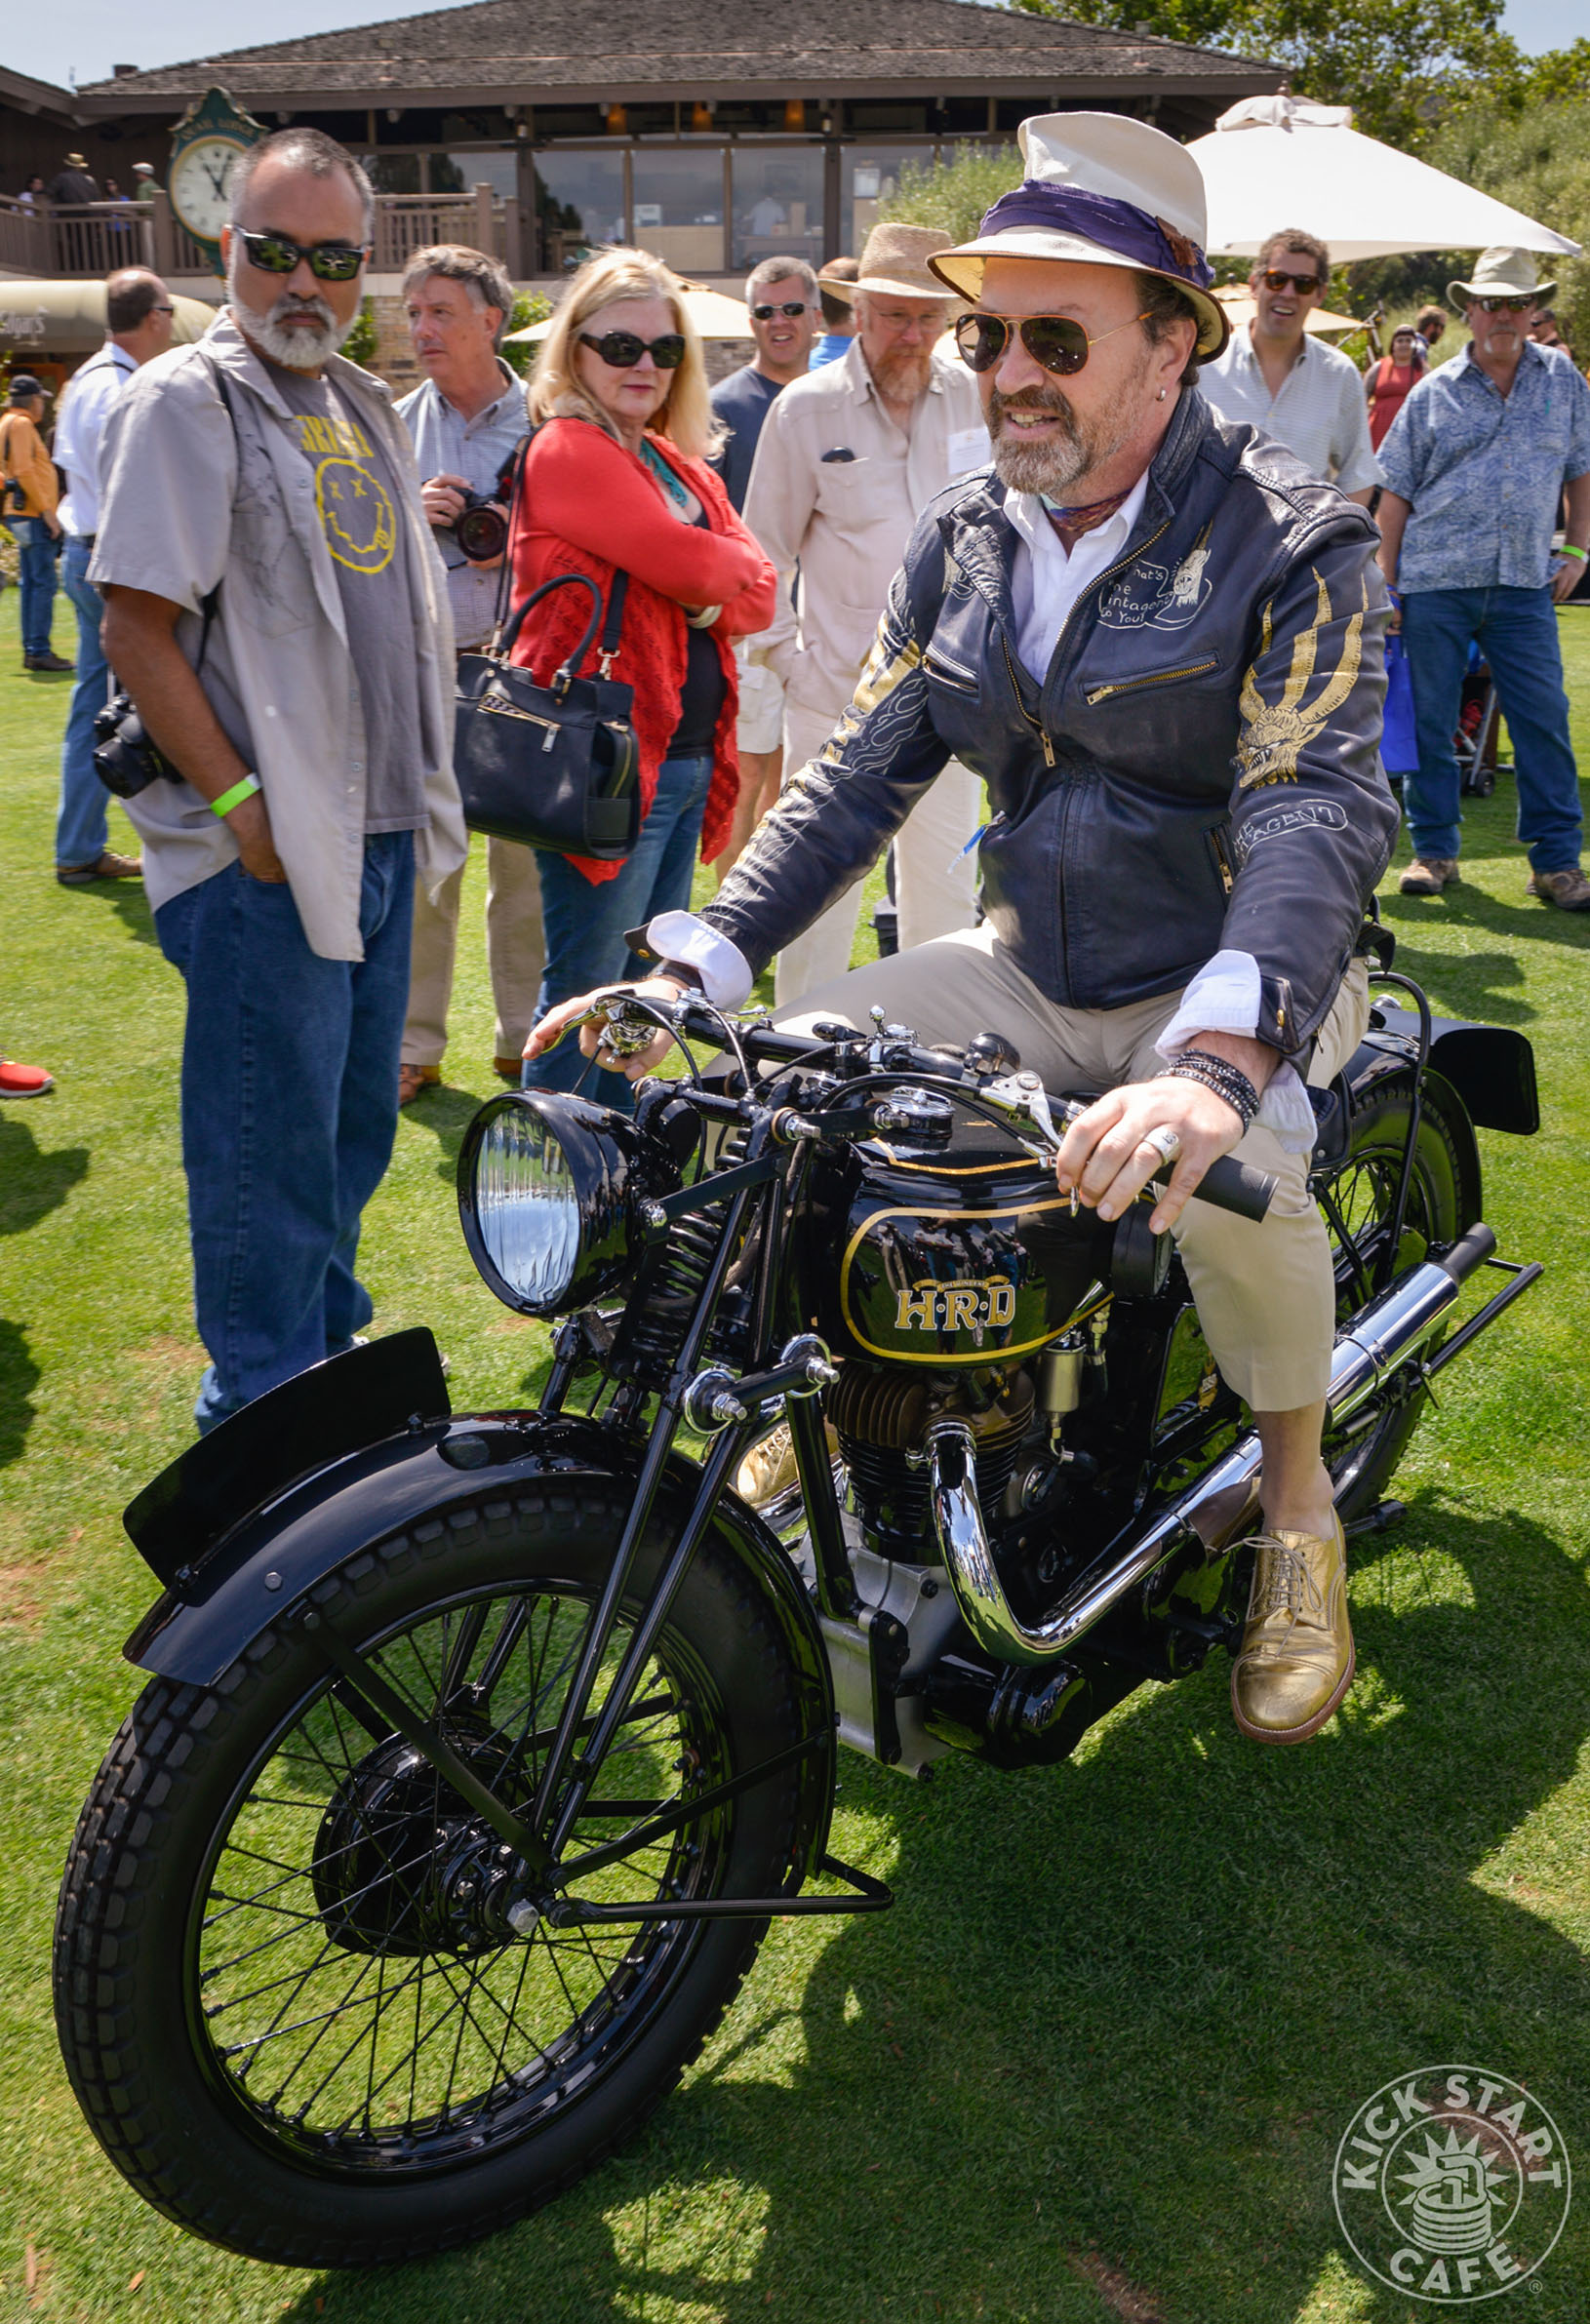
[703, 389, 1398, 1061]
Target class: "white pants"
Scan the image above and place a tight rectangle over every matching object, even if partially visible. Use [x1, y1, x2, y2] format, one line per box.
[402, 834, 545, 1070]
[772, 697, 982, 1008]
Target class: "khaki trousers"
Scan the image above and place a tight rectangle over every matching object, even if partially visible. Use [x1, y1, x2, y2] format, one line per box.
[772, 698, 982, 1008]
[402, 835, 545, 1070]
[775, 926, 1371, 1413]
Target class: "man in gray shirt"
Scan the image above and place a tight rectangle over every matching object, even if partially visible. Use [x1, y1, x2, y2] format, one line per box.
[395, 245, 540, 1100]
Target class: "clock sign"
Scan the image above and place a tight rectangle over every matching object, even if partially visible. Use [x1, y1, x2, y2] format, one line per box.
[167, 87, 266, 273]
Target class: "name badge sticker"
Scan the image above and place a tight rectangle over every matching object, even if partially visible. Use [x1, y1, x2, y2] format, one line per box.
[946, 425, 991, 478]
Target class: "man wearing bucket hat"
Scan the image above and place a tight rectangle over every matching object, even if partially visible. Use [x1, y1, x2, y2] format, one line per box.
[534, 112, 1398, 1749]
[1376, 248, 1590, 911]
[739, 219, 989, 1001]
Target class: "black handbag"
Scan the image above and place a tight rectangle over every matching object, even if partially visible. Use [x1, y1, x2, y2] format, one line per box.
[454, 571, 640, 860]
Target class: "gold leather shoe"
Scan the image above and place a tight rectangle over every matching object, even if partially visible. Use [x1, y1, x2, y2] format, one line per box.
[1230, 1514, 1354, 1745]
[735, 1423, 799, 1507]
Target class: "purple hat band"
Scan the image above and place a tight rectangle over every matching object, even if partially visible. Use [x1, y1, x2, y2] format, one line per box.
[976, 180, 1214, 292]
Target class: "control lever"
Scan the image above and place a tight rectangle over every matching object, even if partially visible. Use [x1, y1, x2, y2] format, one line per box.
[979, 1074, 1277, 1224]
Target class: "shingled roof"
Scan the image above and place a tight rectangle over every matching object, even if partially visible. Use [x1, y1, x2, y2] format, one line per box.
[78, 0, 1280, 108]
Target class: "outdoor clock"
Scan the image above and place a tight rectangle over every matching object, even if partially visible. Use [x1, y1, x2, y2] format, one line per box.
[167, 87, 266, 273]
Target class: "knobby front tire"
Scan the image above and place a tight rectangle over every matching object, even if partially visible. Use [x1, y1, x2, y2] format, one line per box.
[54, 1487, 809, 2268]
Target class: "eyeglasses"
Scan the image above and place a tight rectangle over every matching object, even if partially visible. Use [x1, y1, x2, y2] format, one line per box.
[751, 301, 810, 321]
[1258, 269, 1325, 295]
[1474, 295, 1535, 313]
[233, 226, 370, 282]
[150, 304, 176, 316]
[578, 329, 687, 370]
[954, 310, 1152, 377]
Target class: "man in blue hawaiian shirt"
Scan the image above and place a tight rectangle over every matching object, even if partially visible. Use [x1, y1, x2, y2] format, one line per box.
[1377, 248, 1590, 910]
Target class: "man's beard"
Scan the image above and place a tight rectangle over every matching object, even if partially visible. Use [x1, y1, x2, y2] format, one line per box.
[987, 379, 1135, 498]
[227, 263, 350, 370]
[868, 339, 934, 404]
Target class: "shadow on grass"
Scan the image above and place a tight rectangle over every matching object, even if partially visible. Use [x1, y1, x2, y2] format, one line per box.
[54, 874, 159, 947]
[269, 1499, 1590, 2324]
[1382, 879, 1589, 1027]
[0, 1108, 89, 1238]
[401, 1081, 497, 1183]
[0, 1319, 41, 1468]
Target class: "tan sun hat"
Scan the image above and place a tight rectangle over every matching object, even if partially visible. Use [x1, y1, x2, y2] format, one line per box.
[1447, 247, 1556, 313]
[825, 222, 958, 303]
[927, 111, 1228, 360]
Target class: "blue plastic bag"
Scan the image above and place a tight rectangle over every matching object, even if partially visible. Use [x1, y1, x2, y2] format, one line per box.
[1381, 628, 1418, 773]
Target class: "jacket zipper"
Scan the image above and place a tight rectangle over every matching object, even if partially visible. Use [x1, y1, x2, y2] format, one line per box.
[1085, 657, 1218, 706]
[1000, 635, 1054, 765]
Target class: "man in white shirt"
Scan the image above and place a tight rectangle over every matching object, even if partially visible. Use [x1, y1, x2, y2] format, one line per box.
[52, 266, 173, 885]
[742, 221, 989, 1002]
[393, 243, 541, 1101]
[1200, 229, 1381, 502]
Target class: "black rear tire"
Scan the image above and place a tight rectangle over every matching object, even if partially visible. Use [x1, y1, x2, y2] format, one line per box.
[54, 1488, 813, 2268]
[1315, 1070, 1472, 1522]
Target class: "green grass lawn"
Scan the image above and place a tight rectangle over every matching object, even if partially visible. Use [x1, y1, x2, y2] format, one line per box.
[2, 587, 1589, 2324]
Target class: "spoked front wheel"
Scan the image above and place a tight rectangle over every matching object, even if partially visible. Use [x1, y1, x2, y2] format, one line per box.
[55, 1488, 814, 2267]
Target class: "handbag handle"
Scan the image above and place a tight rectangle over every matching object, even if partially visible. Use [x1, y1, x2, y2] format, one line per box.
[497, 569, 629, 698]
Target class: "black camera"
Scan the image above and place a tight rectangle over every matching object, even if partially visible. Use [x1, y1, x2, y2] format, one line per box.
[451, 492, 509, 565]
[93, 693, 179, 799]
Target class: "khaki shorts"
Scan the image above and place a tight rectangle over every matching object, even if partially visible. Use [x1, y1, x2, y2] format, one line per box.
[735, 650, 785, 756]
[775, 926, 1371, 1413]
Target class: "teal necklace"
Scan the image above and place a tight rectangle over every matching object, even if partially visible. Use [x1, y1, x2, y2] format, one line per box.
[640, 436, 690, 509]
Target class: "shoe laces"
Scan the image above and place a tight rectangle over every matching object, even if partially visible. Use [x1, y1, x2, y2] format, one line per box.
[1247, 1533, 1326, 1630]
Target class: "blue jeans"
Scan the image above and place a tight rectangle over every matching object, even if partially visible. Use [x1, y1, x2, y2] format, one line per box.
[154, 834, 416, 1433]
[1401, 584, 1582, 872]
[7, 516, 59, 657]
[524, 751, 713, 1112]
[57, 536, 111, 869]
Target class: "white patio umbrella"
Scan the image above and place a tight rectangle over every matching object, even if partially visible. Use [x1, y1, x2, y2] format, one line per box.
[1189, 96, 1582, 263]
[505, 282, 756, 344]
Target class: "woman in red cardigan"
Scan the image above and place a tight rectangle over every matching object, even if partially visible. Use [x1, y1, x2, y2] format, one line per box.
[509, 249, 776, 1107]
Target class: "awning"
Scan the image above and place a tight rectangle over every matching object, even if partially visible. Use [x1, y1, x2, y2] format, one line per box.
[1213, 287, 1366, 336]
[1190, 97, 1582, 263]
[506, 282, 756, 344]
[0, 279, 217, 356]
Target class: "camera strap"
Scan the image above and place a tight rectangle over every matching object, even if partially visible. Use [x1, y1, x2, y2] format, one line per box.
[489, 420, 537, 648]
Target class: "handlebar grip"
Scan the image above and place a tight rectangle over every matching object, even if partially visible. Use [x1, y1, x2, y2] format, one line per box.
[1165, 1151, 1277, 1223]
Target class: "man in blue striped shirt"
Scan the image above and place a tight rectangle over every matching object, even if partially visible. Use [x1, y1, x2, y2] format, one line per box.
[1377, 248, 1590, 911]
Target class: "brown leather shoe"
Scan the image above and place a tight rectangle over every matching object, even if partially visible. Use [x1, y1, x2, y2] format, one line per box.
[495, 1055, 525, 1083]
[1527, 864, 1590, 911]
[1399, 856, 1460, 896]
[1230, 1513, 1355, 1745]
[57, 848, 142, 886]
[399, 1063, 440, 1105]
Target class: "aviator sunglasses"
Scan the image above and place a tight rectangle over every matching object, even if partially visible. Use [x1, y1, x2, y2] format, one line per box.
[1257, 268, 1324, 295]
[751, 300, 811, 320]
[955, 309, 1152, 377]
[1473, 294, 1535, 313]
[578, 329, 687, 369]
[233, 226, 370, 282]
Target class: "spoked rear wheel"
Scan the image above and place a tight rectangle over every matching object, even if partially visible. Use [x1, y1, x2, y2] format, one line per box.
[1315, 1069, 1472, 1522]
[55, 1488, 814, 2267]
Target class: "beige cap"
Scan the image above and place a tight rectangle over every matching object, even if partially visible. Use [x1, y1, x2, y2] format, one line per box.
[825, 222, 958, 303]
[1447, 247, 1556, 313]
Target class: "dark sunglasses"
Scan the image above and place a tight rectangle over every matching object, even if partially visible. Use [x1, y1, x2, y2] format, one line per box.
[1258, 269, 1324, 295]
[955, 309, 1151, 377]
[1474, 294, 1534, 313]
[234, 226, 369, 282]
[752, 301, 810, 320]
[578, 329, 687, 370]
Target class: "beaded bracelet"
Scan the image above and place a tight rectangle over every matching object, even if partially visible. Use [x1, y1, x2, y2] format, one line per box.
[1165, 1046, 1259, 1131]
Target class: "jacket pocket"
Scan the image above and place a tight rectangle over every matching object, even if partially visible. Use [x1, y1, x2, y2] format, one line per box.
[1084, 655, 1220, 707]
[923, 644, 979, 695]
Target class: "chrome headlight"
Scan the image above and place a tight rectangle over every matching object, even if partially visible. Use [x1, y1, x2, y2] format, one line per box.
[458, 1091, 649, 1318]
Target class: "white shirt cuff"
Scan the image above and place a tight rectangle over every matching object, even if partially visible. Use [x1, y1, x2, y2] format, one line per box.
[647, 911, 754, 1011]
[1154, 947, 1317, 1156]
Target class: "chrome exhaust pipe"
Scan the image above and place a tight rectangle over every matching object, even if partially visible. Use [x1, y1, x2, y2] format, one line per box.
[930, 1231, 1497, 1669]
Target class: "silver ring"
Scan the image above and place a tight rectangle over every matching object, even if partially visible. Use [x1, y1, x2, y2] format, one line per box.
[1142, 1124, 1182, 1164]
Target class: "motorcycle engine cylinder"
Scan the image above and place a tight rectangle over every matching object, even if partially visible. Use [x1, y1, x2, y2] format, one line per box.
[830, 1363, 1034, 1556]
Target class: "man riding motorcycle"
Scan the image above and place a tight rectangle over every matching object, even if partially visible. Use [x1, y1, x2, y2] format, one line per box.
[529, 112, 1399, 1749]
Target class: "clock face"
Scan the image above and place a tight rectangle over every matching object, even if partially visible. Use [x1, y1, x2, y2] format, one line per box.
[170, 138, 247, 242]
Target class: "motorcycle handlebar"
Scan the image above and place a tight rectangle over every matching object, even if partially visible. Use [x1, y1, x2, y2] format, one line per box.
[658, 1000, 1278, 1223]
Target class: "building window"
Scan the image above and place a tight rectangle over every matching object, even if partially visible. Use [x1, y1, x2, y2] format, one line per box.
[632, 147, 727, 274]
[431, 150, 518, 199]
[362, 153, 421, 195]
[840, 145, 934, 256]
[534, 149, 625, 271]
[731, 147, 823, 275]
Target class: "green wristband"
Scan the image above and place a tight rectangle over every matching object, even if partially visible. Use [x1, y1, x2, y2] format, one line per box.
[212, 772, 261, 818]
[1560, 542, 1588, 563]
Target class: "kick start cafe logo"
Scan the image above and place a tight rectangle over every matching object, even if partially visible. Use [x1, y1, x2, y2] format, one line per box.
[1333, 2066, 1571, 2303]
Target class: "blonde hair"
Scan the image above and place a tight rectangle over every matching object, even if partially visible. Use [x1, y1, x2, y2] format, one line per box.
[530, 248, 722, 463]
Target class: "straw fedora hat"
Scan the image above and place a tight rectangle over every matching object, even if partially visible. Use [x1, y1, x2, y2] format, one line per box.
[1447, 247, 1556, 313]
[826, 222, 958, 302]
[927, 112, 1228, 359]
[64, 152, 90, 170]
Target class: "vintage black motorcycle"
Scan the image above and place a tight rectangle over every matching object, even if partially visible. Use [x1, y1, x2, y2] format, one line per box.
[55, 957, 1541, 2267]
